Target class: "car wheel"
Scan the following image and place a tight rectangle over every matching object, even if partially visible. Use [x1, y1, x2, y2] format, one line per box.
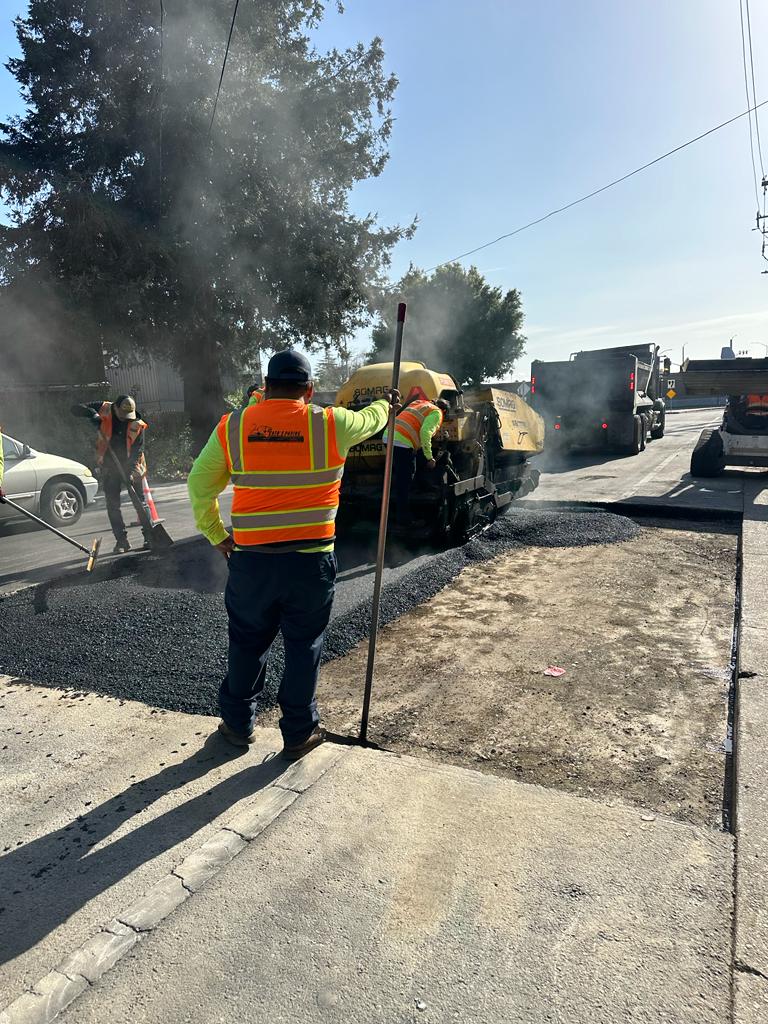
[40, 480, 83, 527]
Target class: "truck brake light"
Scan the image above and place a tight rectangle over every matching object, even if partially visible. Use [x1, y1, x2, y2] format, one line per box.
[629, 371, 635, 392]
[601, 422, 608, 429]
[553, 423, 561, 430]
[531, 376, 536, 394]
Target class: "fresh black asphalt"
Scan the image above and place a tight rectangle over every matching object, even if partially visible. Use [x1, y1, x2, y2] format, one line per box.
[0, 508, 639, 716]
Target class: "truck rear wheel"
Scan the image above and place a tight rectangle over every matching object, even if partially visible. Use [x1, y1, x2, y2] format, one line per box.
[650, 409, 666, 440]
[623, 416, 643, 456]
[690, 428, 725, 477]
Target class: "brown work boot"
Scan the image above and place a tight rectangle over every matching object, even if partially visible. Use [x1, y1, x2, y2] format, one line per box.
[282, 726, 326, 762]
[217, 721, 256, 748]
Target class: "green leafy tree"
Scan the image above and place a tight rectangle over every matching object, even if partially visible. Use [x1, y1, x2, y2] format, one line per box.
[0, 0, 410, 450]
[370, 264, 525, 386]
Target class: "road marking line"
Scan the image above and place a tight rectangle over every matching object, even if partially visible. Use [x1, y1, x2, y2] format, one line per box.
[630, 450, 681, 495]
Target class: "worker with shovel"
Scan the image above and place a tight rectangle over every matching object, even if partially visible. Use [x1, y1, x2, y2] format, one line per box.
[71, 395, 151, 553]
[188, 350, 400, 759]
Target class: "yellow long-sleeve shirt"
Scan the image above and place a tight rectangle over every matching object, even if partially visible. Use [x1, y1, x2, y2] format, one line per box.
[187, 399, 389, 551]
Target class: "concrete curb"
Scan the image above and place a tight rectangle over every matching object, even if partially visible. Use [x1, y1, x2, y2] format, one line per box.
[733, 479, 768, 1023]
[0, 742, 345, 1024]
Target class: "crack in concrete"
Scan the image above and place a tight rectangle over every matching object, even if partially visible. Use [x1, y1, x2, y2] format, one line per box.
[735, 959, 768, 981]
[115, 917, 142, 934]
[61, 969, 91, 987]
[171, 868, 195, 894]
[221, 824, 251, 841]
[272, 782, 304, 795]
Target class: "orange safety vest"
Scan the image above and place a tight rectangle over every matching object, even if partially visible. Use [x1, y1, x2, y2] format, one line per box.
[95, 402, 147, 474]
[217, 400, 345, 549]
[392, 400, 443, 450]
[745, 394, 768, 415]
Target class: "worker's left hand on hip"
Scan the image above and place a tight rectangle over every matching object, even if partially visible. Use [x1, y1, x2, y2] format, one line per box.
[216, 536, 236, 560]
[426, 459, 437, 470]
[0, 488, 5, 502]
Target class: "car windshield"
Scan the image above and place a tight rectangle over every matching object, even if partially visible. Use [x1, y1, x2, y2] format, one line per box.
[1, 435, 24, 460]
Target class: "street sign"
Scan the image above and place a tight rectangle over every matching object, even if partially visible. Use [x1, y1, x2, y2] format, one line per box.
[666, 388, 677, 399]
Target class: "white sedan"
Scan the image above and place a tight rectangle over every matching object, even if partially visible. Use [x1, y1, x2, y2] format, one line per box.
[1, 434, 99, 528]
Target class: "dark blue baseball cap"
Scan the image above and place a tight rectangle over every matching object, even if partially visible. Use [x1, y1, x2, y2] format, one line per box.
[266, 350, 312, 383]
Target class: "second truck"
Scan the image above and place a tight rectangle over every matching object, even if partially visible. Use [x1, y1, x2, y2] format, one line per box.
[530, 343, 666, 456]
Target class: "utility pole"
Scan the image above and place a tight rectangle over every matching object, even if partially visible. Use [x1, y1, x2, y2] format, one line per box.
[759, 177, 768, 273]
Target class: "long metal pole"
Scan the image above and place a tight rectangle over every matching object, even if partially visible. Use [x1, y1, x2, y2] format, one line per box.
[1, 496, 91, 554]
[359, 301, 406, 744]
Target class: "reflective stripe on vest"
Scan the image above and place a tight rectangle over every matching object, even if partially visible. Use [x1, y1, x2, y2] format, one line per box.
[217, 402, 344, 548]
[95, 401, 147, 469]
[391, 401, 442, 450]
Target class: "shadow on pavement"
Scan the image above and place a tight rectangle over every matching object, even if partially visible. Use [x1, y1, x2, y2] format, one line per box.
[0, 733, 287, 970]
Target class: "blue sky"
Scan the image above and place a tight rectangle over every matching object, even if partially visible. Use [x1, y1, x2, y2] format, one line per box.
[2, 1, 767, 372]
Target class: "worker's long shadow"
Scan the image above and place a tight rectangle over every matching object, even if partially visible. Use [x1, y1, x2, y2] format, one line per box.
[0, 734, 287, 969]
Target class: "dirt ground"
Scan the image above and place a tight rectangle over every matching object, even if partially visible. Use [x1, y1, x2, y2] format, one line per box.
[289, 524, 737, 828]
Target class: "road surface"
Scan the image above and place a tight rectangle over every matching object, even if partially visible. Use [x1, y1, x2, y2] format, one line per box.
[530, 407, 743, 510]
[0, 408, 743, 595]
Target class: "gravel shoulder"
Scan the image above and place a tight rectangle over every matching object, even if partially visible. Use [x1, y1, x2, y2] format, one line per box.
[310, 524, 737, 827]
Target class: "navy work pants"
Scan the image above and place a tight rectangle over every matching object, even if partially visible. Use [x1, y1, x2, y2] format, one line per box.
[219, 549, 337, 744]
[392, 445, 417, 524]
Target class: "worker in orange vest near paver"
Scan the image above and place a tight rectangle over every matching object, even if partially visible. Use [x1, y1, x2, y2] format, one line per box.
[383, 396, 449, 525]
[188, 350, 400, 760]
[71, 395, 150, 553]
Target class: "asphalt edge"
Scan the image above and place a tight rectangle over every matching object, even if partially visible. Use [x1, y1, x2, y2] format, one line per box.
[0, 742, 347, 1024]
[733, 479, 768, 1023]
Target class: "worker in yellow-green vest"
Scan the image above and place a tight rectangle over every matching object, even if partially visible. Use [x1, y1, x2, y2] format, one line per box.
[188, 350, 400, 760]
[384, 397, 449, 525]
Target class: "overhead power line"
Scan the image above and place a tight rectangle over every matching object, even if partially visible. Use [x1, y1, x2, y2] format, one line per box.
[744, 0, 765, 177]
[426, 98, 768, 273]
[739, 0, 762, 206]
[740, 0, 768, 265]
[208, 0, 241, 138]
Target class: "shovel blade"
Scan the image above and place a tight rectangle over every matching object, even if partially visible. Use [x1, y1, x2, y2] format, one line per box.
[148, 522, 174, 551]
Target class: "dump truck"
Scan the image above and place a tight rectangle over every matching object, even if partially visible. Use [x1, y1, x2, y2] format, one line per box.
[530, 344, 666, 455]
[335, 361, 545, 543]
[681, 357, 768, 476]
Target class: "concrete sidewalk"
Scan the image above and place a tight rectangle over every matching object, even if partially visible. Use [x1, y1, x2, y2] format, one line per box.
[1, 679, 732, 1024]
[0, 679, 300, 1014]
[734, 479, 768, 1023]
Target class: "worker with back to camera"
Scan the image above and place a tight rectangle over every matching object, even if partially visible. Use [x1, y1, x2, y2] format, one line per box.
[71, 395, 150, 553]
[384, 395, 449, 525]
[187, 349, 400, 760]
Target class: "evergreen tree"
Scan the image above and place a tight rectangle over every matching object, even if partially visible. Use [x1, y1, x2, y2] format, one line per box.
[0, 0, 409, 449]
